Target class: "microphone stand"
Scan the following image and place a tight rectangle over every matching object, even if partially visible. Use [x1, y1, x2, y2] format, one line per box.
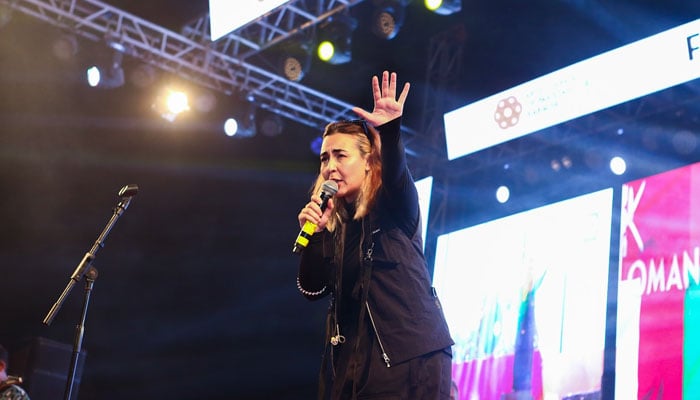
[63, 265, 97, 400]
[42, 185, 138, 400]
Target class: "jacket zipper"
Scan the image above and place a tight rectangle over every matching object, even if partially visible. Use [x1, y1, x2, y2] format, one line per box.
[365, 302, 391, 367]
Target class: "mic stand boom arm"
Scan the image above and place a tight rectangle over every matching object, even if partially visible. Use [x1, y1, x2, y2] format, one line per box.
[43, 193, 134, 326]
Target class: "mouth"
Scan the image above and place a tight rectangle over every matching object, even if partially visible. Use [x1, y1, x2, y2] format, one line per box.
[330, 180, 344, 194]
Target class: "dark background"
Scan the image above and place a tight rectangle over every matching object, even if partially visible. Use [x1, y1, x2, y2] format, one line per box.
[0, 1, 699, 399]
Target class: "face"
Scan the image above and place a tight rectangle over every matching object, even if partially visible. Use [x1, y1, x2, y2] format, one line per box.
[320, 133, 369, 203]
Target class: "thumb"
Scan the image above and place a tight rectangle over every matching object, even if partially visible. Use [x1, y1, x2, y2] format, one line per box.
[352, 106, 371, 121]
[323, 198, 334, 218]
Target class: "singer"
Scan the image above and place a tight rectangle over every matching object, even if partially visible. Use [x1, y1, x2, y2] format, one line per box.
[296, 71, 454, 399]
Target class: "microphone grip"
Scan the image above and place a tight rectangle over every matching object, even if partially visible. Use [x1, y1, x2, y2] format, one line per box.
[292, 183, 335, 254]
[293, 220, 318, 254]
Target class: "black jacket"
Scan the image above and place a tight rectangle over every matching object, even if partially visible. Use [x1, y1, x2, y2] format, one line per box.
[297, 117, 454, 366]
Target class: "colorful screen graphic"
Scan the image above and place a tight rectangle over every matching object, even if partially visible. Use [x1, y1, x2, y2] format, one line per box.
[432, 188, 613, 399]
[616, 162, 700, 399]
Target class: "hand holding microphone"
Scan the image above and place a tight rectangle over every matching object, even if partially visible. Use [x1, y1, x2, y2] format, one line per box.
[293, 180, 338, 254]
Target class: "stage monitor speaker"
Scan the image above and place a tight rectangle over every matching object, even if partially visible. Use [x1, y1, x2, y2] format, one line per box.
[10, 336, 87, 400]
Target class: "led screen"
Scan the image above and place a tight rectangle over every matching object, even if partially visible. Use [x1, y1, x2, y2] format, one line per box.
[431, 17, 700, 400]
[209, 0, 291, 41]
[416, 176, 433, 252]
[433, 188, 613, 399]
[616, 161, 700, 399]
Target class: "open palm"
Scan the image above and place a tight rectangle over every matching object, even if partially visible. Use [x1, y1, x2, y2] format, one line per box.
[352, 71, 410, 127]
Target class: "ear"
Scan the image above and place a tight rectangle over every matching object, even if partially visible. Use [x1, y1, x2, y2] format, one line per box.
[0, 360, 6, 373]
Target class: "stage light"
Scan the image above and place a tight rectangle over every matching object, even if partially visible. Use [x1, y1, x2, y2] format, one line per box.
[316, 14, 357, 64]
[224, 118, 239, 137]
[166, 91, 189, 115]
[223, 100, 256, 138]
[279, 39, 312, 82]
[424, 0, 462, 15]
[86, 49, 124, 89]
[496, 185, 510, 204]
[152, 86, 190, 122]
[371, 0, 408, 40]
[609, 156, 627, 176]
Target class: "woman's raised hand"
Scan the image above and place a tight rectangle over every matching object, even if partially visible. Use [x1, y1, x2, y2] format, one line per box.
[352, 70, 409, 127]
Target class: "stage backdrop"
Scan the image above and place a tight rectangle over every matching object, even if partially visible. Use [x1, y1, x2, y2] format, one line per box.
[433, 188, 613, 400]
[616, 161, 700, 400]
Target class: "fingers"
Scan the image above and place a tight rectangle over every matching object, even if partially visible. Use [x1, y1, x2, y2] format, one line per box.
[355, 71, 409, 125]
[389, 71, 398, 98]
[372, 75, 381, 104]
[298, 195, 333, 231]
[397, 82, 410, 106]
[378, 71, 406, 101]
[351, 106, 370, 120]
[382, 70, 390, 98]
[298, 200, 321, 227]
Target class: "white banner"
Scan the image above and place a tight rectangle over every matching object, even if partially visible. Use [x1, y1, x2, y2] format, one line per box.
[444, 19, 700, 160]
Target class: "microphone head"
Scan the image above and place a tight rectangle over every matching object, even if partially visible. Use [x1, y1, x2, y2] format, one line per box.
[118, 184, 139, 198]
[321, 180, 338, 196]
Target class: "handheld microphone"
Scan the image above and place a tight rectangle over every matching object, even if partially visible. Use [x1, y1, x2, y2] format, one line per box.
[293, 180, 338, 254]
[116, 184, 139, 212]
[118, 184, 139, 198]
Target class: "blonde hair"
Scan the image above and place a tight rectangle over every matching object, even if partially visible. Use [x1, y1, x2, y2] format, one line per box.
[312, 120, 382, 232]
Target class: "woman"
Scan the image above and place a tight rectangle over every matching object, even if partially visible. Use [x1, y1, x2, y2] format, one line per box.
[296, 71, 454, 399]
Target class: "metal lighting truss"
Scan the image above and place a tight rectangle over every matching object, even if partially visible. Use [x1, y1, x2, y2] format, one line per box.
[0, 0, 365, 129]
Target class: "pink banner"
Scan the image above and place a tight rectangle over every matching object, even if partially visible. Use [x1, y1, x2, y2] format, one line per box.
[620, 165, 700, 399]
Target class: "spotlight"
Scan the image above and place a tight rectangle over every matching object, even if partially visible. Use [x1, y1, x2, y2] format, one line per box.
[496, 185, 510, 204]
[316, 14, 358, 64]
[224, 100, 256, 138]
[152, 86, 190, 122]
[424, 0, 462, 15]
[371, 0, 408, 40]
[279, 40, 312, 82]
[609, 156, 627, 176]
[86, 49, 124, 89]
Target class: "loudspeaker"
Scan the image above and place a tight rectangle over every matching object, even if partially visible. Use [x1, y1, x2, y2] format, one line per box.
[10, 337, 87, 400]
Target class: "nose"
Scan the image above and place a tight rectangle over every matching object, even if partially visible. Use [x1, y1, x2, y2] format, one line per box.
[326, 158, 338, 172]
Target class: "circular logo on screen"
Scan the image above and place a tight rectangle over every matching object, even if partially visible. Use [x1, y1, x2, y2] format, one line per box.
[494, 96, 522, 129]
